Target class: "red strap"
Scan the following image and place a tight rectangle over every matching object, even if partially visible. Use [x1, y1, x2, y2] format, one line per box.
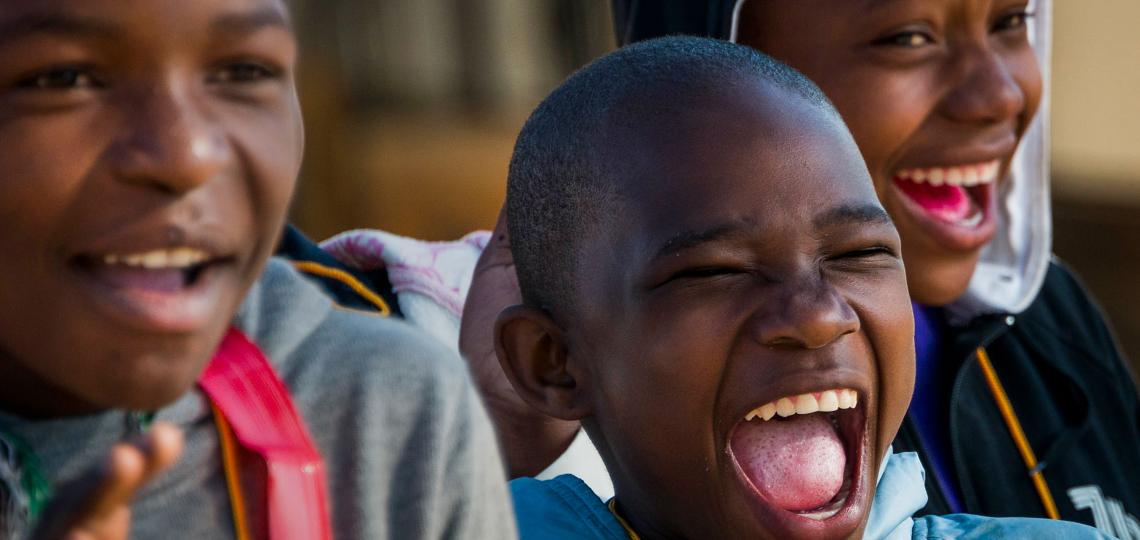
[199, 329, 334, 540]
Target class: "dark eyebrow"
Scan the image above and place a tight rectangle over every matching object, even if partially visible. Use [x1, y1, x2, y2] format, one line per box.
[863, 0, 904, 10]
[651, 223, 746, 262]
[0, 13, 116, 47]
[211, 8, 291, 37]
[813, 203, 893, 230]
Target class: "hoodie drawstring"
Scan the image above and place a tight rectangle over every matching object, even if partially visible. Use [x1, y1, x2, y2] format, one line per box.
[975, 346, 1061, 519]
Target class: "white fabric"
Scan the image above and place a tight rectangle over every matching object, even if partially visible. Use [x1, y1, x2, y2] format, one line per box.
[947, 0, 1053, 323]
[534, 429, 615, 501]
[319, 228, 491, 348]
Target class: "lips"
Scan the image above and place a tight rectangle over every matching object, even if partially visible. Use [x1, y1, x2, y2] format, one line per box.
[889, 159, 1002, 252]
[727, 385, 869, 536]
[71, 244, 234, 333]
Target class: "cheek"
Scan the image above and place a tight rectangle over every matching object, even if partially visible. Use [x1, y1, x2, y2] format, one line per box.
[0, 118, 97, 237]
[1009, 49, 1043, 132]
[818, 70, 938, 187]
[226, 102, 302, 242]
[603, 298, 736, 450]
[848, 273, 915, 444]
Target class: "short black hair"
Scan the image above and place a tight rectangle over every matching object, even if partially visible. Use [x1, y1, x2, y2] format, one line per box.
[507, 36, 838, 317]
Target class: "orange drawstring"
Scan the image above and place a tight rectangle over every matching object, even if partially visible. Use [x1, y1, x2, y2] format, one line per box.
[213, 405, 254, 540]
[975, 346, 1061, 519]
[607, 499, 642, 540]
[291, 261, 393, 316]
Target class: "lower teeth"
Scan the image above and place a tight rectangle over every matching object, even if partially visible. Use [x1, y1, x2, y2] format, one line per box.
[957, 209, 983, 228]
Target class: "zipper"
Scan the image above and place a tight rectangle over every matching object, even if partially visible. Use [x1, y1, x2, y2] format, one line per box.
[945, 316, 1013, 512]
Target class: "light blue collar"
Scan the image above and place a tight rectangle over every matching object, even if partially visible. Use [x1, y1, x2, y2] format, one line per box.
[863, 447, 928, 540]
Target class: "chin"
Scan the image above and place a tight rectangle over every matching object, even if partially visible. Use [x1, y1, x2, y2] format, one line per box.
[903, 251, 981, 307]
[90, 348, 215, 412]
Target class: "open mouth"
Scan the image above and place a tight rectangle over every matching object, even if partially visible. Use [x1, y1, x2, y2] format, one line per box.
[71, 247, 232, 332]
[893, 160, 999, 228]
[77, 248, 217, 289]
[728, 388, 866, 525]
[76, 247, 221, 292]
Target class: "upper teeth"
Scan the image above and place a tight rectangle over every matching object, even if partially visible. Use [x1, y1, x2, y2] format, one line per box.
[744, 389, 858, 422]
[101, 248, 209, 269]
[896, 160, 1001, 187]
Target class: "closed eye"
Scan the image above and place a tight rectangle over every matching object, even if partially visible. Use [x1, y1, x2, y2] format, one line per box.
[839, 246, 897, 260]
[658, 266, 747, 288]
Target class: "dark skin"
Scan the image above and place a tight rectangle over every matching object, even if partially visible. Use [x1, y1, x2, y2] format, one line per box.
[739, 0, 1042, 305]
[0, 0, 302, 416]
[460, 209, 581, 477]
[461, 0, 1043, 477]
[496, 83, 914, 539]
[0, 0, 302, 535]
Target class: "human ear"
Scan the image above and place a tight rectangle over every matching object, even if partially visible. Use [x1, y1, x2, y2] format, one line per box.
[494, 305, 591, 421]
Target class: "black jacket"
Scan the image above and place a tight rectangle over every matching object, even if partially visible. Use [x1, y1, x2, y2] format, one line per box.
[894, 262, 1140, 536]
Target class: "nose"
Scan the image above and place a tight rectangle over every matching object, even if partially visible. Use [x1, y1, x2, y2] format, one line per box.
[749, 277, 860, 350]
[108, 81, 228, 194]
[939, 45, 1026, 125]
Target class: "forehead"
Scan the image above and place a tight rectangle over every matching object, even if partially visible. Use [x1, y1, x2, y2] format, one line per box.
[610, 85, 877, 241]
[0, 0, 291, 44]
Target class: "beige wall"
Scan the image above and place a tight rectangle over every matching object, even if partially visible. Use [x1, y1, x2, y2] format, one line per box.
[1052, 0, 1140, 200]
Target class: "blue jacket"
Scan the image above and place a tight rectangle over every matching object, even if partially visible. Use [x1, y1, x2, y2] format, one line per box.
[510, 450, 1111, 539]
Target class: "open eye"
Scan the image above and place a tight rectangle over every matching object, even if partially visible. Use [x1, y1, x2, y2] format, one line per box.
[873, 30, 935, 48]
[16, 66, 103, 91]
[992, 10, 1033, 33]
[207, 60, 281, 85]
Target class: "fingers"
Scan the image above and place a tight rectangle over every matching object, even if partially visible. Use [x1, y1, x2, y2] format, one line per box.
[86, 423, 183, 518]
[32, 422, 184, 540]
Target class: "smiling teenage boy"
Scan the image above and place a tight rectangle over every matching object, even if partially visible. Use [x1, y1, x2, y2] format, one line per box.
[496, 37, 1105, 539]
[0, 1, 514, 539]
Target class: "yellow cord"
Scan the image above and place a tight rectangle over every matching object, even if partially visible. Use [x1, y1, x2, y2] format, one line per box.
[975, 347, 1061, 519]
[607, 499, 641, 540]
[213, 405, 254, 540]
[291, 261, 392, 316]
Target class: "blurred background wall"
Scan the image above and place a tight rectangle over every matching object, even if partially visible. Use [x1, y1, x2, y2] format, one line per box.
[288, 0, 1140, 374]
[1051, 0, 1140, 374]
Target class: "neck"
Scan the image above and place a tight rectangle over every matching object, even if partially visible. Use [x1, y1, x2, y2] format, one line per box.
[0, 349, 102, 420]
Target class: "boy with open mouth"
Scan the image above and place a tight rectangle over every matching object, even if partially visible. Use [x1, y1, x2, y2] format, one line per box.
[0, 1, 514, 538]
[495, 36, 1105, 539]
[440, 2, 1140, 535]
[603, 0, 1140, 532]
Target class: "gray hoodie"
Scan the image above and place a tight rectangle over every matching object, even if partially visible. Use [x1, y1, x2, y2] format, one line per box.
[0, 258, 517, 539]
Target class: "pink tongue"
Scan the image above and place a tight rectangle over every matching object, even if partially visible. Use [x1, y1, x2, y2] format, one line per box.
[89, 265, 188, 293]
[731, 414, 845, 512]
[894, 179, 974, 223]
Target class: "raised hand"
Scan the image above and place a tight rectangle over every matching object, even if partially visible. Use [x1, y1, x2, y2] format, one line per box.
[31, 422, 183, 540]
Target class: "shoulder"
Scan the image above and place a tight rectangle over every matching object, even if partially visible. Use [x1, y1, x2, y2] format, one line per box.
[1031, 260, 1101, 314]
[912, 514, 1113, 539]
[510, 475, 628, 540]
[237, 257, 472, 418]
[1015, 259, 1122, 366]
